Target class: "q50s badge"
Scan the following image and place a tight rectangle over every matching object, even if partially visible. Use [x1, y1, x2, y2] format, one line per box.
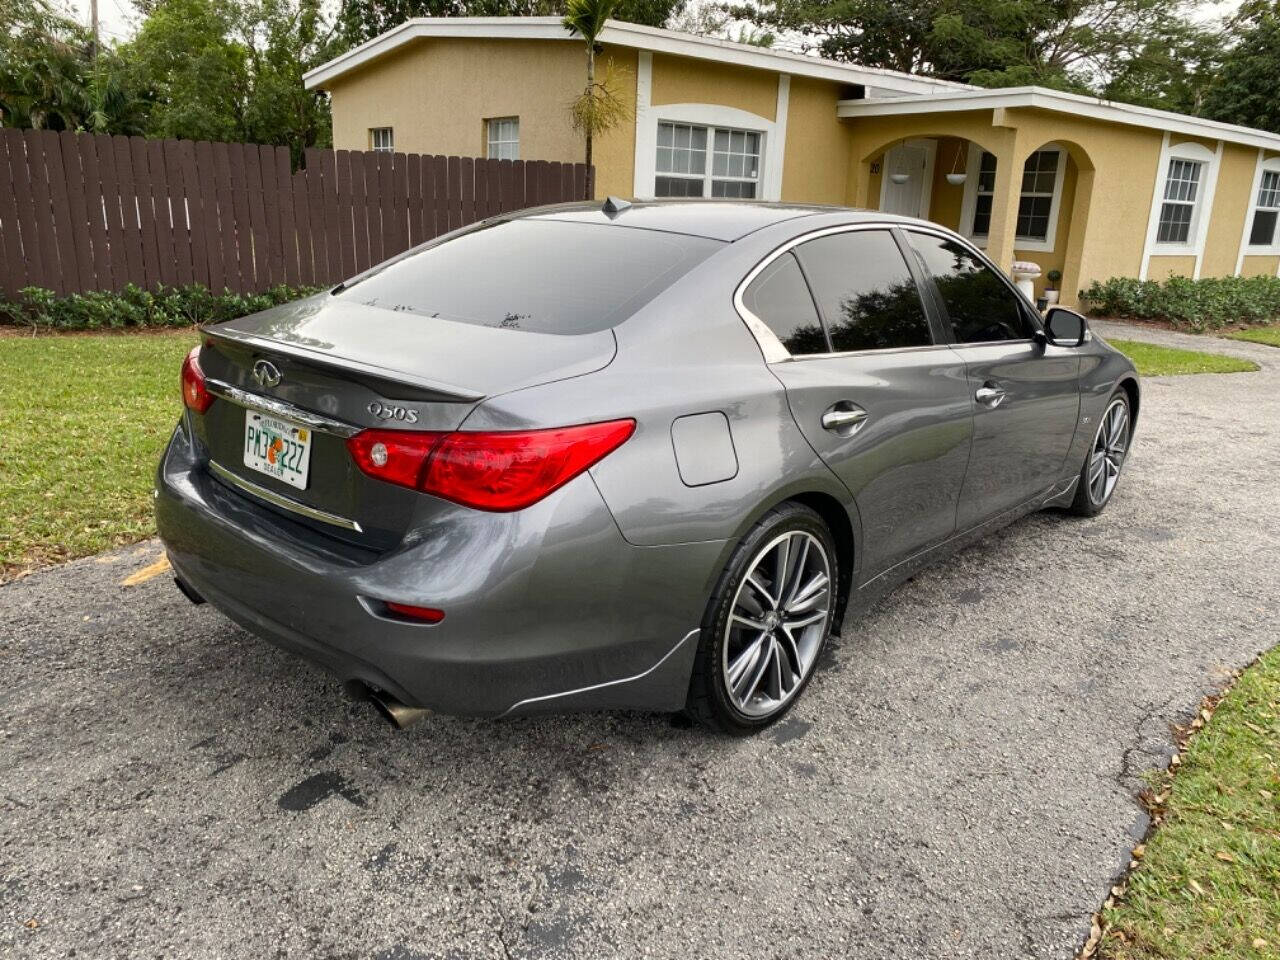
[368, 400, 420, 424]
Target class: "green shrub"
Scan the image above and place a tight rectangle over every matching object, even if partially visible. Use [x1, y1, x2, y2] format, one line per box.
[1082, 275, 1280, 332]
[0, 283, 320, 332]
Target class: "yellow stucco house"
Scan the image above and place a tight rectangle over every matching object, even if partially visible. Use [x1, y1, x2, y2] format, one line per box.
[304, 17, 1280, 306]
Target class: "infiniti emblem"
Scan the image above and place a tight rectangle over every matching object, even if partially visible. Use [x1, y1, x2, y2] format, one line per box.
[252, 359, 282, 388]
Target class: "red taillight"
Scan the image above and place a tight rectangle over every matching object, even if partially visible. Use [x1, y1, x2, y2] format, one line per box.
[181, 346, 214, 413]
[384, 601, 445, 623]
[346, 419, 636, 511]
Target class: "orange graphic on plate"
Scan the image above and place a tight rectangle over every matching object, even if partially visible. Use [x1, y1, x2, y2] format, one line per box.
[267, 437, 284, 465]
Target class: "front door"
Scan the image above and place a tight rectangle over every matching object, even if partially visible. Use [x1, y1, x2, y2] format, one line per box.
[903, 229, 1082, 528]
[881, 140, 936, 218]
[746, 227, 973, 578]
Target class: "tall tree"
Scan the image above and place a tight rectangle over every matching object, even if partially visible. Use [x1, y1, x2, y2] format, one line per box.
[241, 0, 345, 163]
[0, 0, 145, 132]
[564, 0, 628, 188]
[126, 0, 251, 142]
[1200, 1, 1280, 135]
[337, 0, 686, 46]
[728, 0, 1215, 94]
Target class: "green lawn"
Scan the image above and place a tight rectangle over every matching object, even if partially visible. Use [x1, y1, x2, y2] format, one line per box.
[0, 331, 194, 579]
[1108, 339, 1260, 376]
[1225, 326, 1280, 348]
[1100, 646, 1280, 959]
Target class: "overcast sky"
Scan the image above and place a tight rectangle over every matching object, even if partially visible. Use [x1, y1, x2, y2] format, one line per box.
[64, 0, 1244, 46]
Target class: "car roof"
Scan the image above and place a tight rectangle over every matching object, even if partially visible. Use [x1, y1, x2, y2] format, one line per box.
[521, 200, 868, 242]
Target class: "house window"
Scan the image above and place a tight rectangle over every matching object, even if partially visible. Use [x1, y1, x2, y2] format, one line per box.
[655, 121, 761, 198]
[1016, 150, 1060, 242]
[370, 127, 393, 153]
[971, 152, 997, 236]
[487, 117, 519, 160]
[1248, 168, 1280, 248]
[969, 148, 1064, 247]
[1156, 158, 1203, 244]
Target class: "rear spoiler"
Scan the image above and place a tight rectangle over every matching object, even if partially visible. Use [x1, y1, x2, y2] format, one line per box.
[201, 326, 484, 404]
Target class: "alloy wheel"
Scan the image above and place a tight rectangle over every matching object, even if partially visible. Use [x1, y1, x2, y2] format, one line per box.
[1088, 397, 1130, 506]
[721, 531, 833, 718]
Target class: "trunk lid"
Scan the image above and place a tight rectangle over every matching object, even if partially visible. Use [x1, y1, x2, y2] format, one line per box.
[192, 293, 617, 550]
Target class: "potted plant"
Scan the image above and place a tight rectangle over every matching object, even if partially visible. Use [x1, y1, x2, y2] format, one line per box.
[1044, 269, 1063, 305]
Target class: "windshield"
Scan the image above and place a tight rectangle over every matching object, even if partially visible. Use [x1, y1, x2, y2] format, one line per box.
[335, 219, 723, 335]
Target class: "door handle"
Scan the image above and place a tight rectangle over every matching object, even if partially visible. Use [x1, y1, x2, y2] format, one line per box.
[821, 404, 869, 435]
[975, 384, 1007, 407]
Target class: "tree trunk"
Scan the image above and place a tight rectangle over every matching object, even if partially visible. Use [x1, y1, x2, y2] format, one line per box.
[585, 44, 595, 197]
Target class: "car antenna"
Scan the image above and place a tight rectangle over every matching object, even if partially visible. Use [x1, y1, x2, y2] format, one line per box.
[602, 196, 632, 218]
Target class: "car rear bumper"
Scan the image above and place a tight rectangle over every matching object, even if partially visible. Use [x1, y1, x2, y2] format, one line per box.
[155, 424, 722, 717]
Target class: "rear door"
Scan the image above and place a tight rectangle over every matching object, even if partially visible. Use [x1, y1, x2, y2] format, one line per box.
[751, 226, 974, 579]
[903, 229, 1081, 529]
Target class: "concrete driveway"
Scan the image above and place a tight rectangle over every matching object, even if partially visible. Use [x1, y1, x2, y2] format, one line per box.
[3, 323, 1278, 960]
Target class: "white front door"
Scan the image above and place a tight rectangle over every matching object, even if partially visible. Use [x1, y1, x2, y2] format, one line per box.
[880, 139, 937, 218]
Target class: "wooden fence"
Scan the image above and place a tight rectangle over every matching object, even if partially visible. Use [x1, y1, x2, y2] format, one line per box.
[0, 129, 593, 298]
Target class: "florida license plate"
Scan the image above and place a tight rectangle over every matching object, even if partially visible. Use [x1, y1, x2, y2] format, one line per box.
[243, 410, 312, 490]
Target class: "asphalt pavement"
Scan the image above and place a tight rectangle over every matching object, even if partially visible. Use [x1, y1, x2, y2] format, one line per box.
[2, 321, 1278, 959]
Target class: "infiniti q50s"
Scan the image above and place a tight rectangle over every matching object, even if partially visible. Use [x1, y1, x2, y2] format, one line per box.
[156, 200, 1138, 735]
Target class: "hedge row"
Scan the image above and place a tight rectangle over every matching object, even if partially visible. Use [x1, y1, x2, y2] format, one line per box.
[1082, 275, 1280, 332]
[0, 283, 320, 331]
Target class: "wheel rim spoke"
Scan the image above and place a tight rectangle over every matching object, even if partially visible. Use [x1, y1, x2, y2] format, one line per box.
[727, 632, 767, 687]
[1089, 398, 1128, 505]
[722, 530, 833, 718]
[786, 572, 829, 613]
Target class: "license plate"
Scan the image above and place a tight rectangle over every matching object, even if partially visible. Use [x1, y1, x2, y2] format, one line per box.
[243, 410, 312, 490]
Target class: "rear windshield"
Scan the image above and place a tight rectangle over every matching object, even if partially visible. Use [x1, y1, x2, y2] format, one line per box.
[335, 219, 723, 335]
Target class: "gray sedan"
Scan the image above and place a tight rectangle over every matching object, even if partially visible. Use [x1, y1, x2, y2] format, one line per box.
[156, 200, 1138, 735]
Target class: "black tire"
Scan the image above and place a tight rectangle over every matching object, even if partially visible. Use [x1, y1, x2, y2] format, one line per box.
[1069, 387, 1131, 517]
[685, 501, 838, 735]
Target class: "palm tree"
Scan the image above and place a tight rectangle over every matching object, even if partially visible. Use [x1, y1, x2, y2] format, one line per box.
[563, 0, 626, 197]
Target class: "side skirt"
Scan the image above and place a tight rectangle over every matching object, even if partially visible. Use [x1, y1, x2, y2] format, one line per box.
[848, 485, 1065, 614]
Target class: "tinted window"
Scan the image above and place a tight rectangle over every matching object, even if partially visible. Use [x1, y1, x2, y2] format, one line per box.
[741, 252, 828, 355]
[337, 219, 722, 335]
[794, 231, 933, 352]
[907, 232, 1033, 343]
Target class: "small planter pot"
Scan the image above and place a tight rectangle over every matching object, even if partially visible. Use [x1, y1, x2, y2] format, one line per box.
[1044, 289, 1060, 305]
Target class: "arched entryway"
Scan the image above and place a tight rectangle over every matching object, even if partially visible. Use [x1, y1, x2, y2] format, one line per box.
[849, 122, 1098, 305]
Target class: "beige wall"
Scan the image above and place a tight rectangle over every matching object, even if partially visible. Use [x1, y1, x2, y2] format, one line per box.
[1146, 255, 1198, 278]
[650, 54, 777, 120]
[781, 76, 853, 203]
[927, 137, 968, 231]
[1241, 254, 1280, 277]
[1201, 143, 1257, 278]
[328, 38, 585, 162]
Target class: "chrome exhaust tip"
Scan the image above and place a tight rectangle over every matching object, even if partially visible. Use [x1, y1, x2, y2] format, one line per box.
[367, 688, 431, 729]
[341, 680, 430, 729]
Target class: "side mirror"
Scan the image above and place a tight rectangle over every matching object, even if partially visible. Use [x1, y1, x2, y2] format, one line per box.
[1044, 306, 1087, 347]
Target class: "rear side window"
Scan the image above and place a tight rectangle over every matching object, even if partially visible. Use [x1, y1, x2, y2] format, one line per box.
[740, 252, 828, 355]
[793, 230, 933, 352]
[906, 232, 1034, 343]
[337, 219, 722, 335]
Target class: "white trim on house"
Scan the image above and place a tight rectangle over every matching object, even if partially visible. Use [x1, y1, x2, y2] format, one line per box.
[1140, 133, 1173, 280]
[1236, 150, 1267, 274]
[304, 17, 970, 96]
[634, 102, 783, 200]
[1239, 153, 1280, 265]
[957, 142, 1067, 254]
[837, 86, 1280, 154]
[1140, 136, 1222, 279]
[631, 53, 788, 201]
